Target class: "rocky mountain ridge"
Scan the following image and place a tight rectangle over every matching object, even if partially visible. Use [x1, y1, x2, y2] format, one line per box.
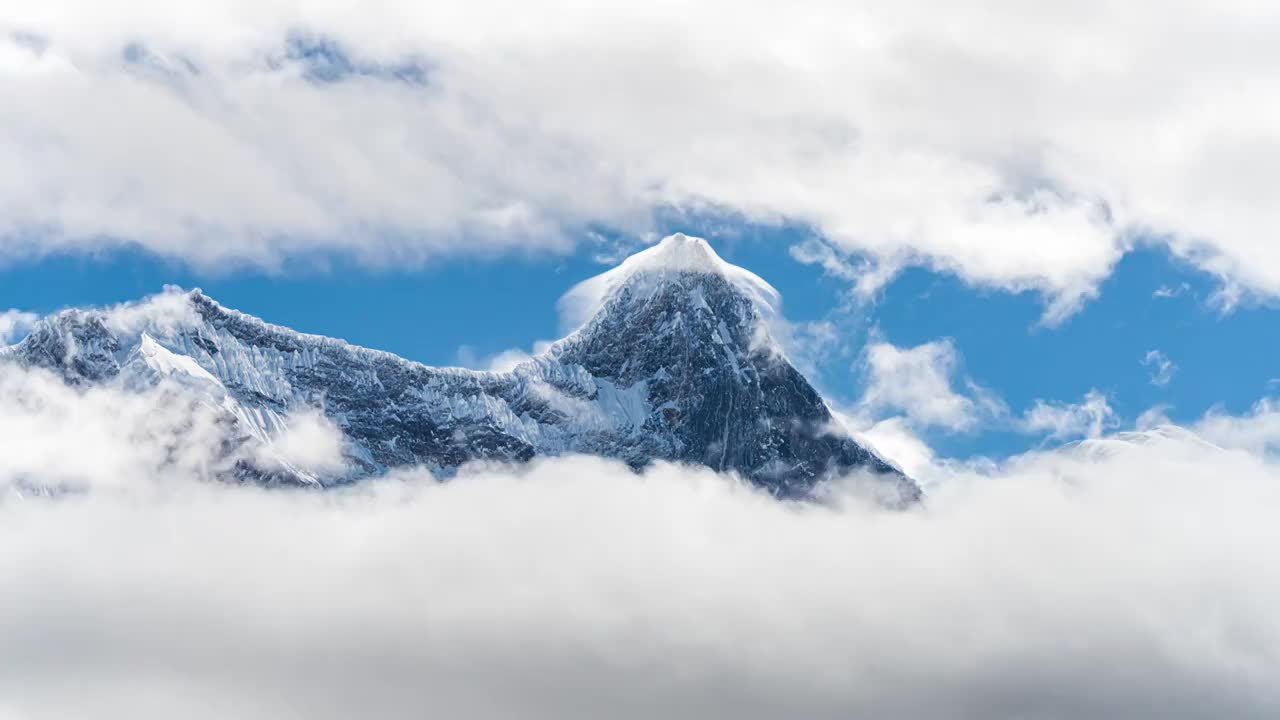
[1, 234, 919, 501]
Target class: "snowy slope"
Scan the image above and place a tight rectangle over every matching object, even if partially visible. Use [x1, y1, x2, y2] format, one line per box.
[1058, 425, 1225, 463]
[1, 234, 919, 500]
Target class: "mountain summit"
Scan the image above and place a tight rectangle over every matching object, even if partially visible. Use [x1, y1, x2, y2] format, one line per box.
[2, 234, 918, 500]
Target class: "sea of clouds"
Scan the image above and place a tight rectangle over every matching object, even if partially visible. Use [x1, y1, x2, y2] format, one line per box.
[1, 364, 1277, 719]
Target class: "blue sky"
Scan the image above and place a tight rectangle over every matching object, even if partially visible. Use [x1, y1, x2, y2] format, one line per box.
[3, 221, 1273, 463]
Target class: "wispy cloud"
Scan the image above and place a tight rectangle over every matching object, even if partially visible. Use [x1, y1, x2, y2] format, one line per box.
[855, 337, 1118, 444]
[1019, 390, 1117, 441]
[1153, 282, 1191, 299]
[1143, 349, 1178, 387]
[456, 340, 555, 372]
[1192, 398, 1280, 457]
[857, 339, 1005, 432]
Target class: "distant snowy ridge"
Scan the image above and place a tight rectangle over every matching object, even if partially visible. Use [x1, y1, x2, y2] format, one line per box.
[1057, 424, 1225, 463]
[1, 234, 918, 501]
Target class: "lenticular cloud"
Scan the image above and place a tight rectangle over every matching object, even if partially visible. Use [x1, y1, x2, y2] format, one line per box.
[0, 366, 1278, 719]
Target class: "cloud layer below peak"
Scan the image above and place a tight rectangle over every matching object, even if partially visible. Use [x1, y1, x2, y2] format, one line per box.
[2, 361, 1280, 718]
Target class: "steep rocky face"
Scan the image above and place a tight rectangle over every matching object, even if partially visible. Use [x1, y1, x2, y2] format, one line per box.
[1, 234, 919, 500]
[540, 257, 902, 494]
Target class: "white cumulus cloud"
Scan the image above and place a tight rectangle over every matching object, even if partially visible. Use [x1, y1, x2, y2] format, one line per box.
[1020, 390, 1117, 441]
[858, 339, 1003, 432]
[2, 1, 1280, 318]
[1191, 398, 1280, 458]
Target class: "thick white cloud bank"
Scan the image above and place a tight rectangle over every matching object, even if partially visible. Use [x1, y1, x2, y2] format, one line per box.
[4, 1, 1280, 315]
[2, 365, 1280, 719]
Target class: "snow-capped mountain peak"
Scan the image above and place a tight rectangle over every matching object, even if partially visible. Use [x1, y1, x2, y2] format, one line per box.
[2, 238, 918, 501]
[558, 233, 781, 333]
[625, 232, 745, 275]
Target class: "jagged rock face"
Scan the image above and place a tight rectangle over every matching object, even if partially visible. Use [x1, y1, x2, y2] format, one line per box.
[543, 269, 903, 494]
[1, 235, 919, 500]
[13, 311, 121, 385]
